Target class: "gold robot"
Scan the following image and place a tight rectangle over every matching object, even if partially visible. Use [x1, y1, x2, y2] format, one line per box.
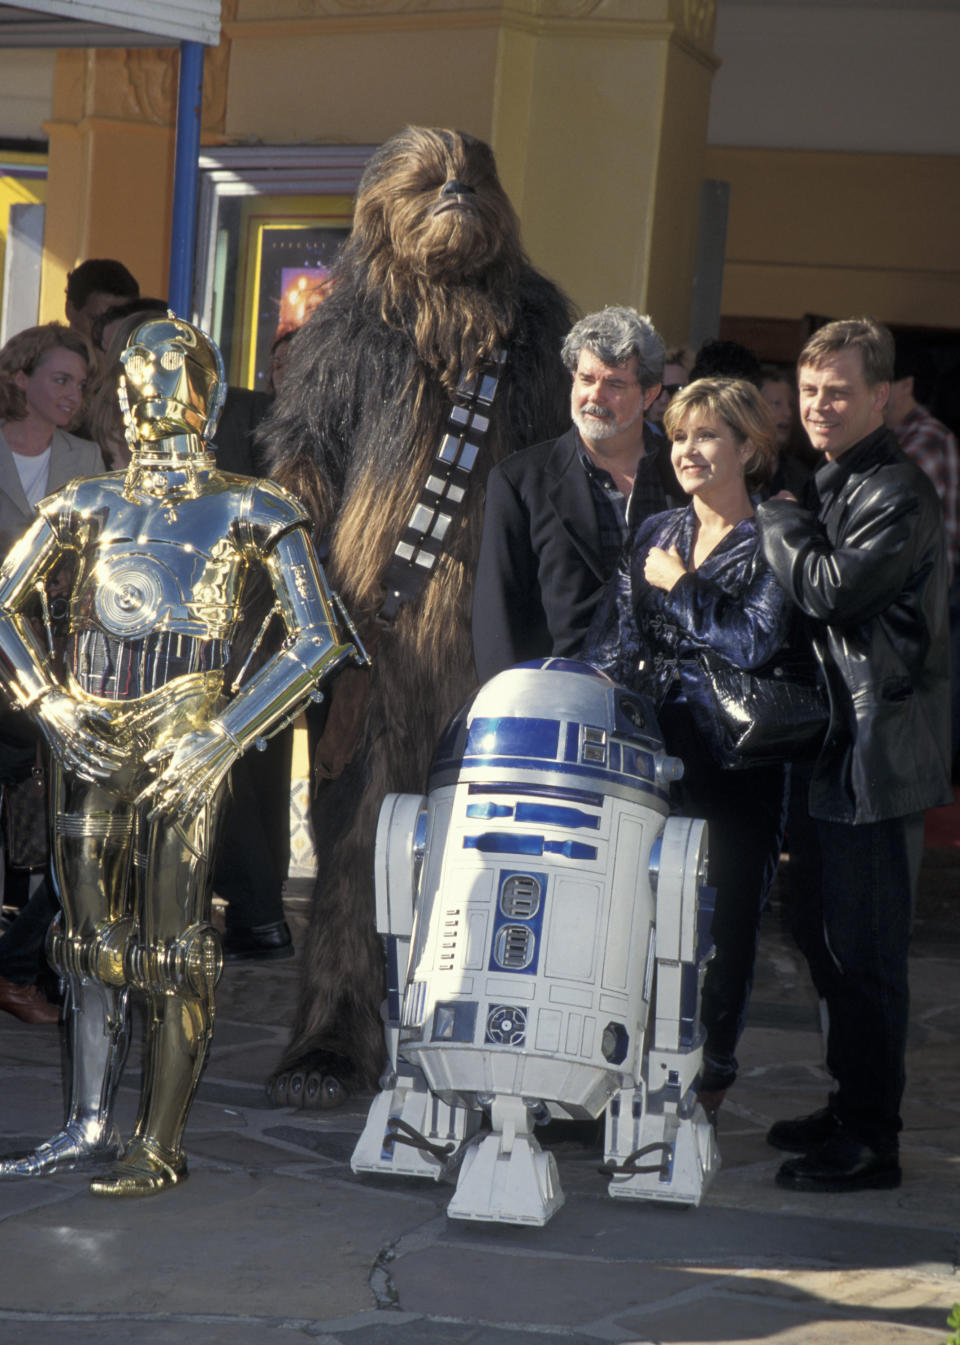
[0, 316, 365, 1196]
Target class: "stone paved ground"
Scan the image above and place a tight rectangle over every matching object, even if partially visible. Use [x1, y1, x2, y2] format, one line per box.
[0, 843, 957, 1345]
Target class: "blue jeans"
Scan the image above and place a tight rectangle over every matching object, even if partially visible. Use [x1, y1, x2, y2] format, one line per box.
[791, 814, 919, 1153]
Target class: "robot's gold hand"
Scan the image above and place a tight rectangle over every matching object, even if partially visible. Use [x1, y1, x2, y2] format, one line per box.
[137, 723, 238, 820]
[36, 690, 125, 782]
[122, 679, 220, 743]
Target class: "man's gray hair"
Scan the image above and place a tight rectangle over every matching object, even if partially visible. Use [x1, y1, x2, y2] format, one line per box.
[561, 306, 665, 388]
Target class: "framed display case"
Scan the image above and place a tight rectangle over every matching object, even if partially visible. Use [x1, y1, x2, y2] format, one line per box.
[194, 145, 375, 391]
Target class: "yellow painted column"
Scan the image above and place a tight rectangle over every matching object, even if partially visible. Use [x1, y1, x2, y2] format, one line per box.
[492, 0, 719, 343]
[39, 38, 231, 322]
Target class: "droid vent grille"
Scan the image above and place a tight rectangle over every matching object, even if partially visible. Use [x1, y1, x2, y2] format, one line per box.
[494, 924, 535, 970]
[485, 1004, 527, 1046]
[500, 874, 542, 919]
[439, 909, 460, 970]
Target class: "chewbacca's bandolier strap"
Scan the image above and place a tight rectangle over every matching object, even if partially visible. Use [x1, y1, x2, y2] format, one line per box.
[378, 348, 506, 625]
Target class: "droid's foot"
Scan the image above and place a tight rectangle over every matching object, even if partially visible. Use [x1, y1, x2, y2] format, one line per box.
[89, 1139, 187, 1198]
[448, 1128, 564, 1226]
[0, 1124, 122, 1178]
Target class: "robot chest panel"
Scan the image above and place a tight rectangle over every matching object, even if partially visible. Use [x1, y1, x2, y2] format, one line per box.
[70, 498, 244, 639]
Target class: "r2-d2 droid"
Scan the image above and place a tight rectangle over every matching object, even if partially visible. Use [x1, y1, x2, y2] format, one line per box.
[351, 660, 719, 1225]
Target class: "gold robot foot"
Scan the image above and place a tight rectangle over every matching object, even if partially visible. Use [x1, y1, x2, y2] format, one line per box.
[0, 1123, 122, 1178]
[89, 1138, 187, 1198]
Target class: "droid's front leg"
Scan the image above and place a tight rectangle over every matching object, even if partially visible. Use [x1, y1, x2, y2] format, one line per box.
[447, 1096, 563, 1226]
[352, 794, 481, 1182]
[603, 817, 719, 1205]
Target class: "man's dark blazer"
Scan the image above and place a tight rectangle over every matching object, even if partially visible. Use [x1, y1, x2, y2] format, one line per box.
[212, 387, 272, 476]
[472, 424, 677, 683]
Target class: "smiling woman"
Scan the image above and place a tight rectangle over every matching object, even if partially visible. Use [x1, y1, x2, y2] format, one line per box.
[13, 347, 88, 441]
[0, 323, 106, 1027]
[582, 376, 795, 1126]
[0, 324, 103, 548]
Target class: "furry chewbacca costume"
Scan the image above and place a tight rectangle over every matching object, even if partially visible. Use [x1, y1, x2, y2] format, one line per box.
[262, 125, 574, 1104]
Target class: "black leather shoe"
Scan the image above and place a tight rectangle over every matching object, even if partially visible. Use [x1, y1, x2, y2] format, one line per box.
[775, 1135, 901, 1193]
[222, 920, 294, 961]
[766, 1104, 842, 1153]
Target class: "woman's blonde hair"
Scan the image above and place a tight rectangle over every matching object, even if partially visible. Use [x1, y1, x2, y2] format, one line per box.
[663, 375, 778, 490]
[0, 322, 93, 424]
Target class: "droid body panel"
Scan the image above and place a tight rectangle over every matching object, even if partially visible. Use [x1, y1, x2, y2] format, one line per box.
[351, 660, 719, 1225]
[0, 317, 364, 1196]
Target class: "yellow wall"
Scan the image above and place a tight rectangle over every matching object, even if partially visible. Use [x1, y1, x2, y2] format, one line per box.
[705, 145, 960, 328]
[38, 3, 719, 340]
[225, 22, 500, 146]
[35, 11, 960, 346]
[220, 2, 718, 336]
[43, 117, 174, 316]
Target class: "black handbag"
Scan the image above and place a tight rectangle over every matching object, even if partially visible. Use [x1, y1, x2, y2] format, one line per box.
[2, 751, 49, 870]
[691, 647, 830, 770]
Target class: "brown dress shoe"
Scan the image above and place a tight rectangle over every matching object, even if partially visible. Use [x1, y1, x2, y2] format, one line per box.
[0, 974, 61, 1025]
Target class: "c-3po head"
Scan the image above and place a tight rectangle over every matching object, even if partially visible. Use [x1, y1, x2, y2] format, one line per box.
[119, 316, 226, 457]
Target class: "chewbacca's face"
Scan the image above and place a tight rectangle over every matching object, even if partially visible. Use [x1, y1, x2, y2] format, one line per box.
[353, 127, 521, 281]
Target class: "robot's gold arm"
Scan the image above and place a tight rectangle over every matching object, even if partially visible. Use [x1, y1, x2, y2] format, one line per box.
[219, 522, 365, 753]
[0, 516, 124, 781]
[138, 524, 365, 818]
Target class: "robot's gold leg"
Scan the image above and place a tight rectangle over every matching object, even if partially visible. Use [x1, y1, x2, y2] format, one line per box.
[0, 975, 128, 1178]
[0, 774, 133, 1181]
[91, 991, 214, 1196]
[92, 793, 225, 1198]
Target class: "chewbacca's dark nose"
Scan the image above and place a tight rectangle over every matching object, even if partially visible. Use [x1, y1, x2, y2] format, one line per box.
[440, 178, 475, 197]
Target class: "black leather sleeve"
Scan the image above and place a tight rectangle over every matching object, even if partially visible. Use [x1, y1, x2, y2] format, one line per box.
[756, 476, 924, 627]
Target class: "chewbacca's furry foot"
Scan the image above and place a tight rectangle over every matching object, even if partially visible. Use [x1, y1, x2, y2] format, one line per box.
[305, 1072, 348, 1108]
[266, 1069, 349, 1110]
[266, 1072, 292, 1107]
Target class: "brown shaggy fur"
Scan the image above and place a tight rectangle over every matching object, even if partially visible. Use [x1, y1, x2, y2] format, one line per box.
[261, 126, 573, 1094]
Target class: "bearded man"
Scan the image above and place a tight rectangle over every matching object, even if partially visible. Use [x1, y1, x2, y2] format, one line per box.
[262, 125, 573, 1106]
[473, 306, 677, 683]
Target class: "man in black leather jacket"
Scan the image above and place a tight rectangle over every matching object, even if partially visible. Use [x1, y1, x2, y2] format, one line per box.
[756, 317, 952, 1193]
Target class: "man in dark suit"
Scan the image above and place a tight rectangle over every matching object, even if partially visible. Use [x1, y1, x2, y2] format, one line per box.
[473, 306, 676, 683]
